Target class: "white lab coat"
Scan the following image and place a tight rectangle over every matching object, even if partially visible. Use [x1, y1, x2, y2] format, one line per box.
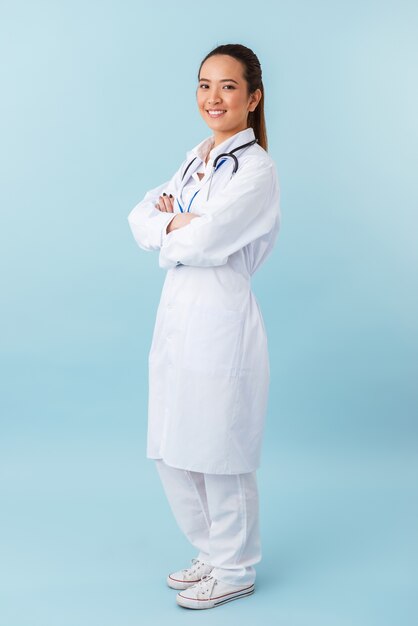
[127, 127, 281, 474]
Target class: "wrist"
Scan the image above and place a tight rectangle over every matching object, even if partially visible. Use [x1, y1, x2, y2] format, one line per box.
[166, 214, 177, 234]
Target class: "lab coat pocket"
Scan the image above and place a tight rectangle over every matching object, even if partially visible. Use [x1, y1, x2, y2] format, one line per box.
[181, 303, 244, 376]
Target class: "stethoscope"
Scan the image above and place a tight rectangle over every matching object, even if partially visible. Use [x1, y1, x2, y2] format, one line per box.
[176, 137, 258, 213]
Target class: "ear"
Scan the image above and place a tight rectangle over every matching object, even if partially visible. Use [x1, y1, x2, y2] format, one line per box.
[249, 88, 262, 112]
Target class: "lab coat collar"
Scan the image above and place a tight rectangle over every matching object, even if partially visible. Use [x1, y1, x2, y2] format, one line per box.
[188, 127, 256, 164]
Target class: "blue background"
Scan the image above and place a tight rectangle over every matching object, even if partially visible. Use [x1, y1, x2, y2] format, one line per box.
[1, 0, 417, 624]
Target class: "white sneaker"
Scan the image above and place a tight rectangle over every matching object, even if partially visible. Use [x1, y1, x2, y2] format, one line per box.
[167, 558, 214, 590]
[176, 574, 255, 609]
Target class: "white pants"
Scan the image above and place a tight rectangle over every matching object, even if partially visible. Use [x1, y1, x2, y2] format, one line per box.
[155, 459, 262, 586]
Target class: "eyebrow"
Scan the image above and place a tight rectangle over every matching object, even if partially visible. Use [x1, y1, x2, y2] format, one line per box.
[198, 78, 239, 84]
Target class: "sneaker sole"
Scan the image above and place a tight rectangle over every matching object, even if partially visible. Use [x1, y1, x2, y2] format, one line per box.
[176, 583, 255, 609]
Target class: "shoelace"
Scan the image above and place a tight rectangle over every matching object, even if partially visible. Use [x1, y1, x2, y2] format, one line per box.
[193, 574, 217, 598]
[182, 558, 207, 580]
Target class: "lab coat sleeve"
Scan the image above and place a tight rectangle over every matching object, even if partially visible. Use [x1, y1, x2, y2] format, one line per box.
[127, 160, 186, 251]
[158, 159, 278, 269]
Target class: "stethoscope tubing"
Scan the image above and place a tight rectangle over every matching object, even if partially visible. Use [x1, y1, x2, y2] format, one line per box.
[176, 138, 257, 212]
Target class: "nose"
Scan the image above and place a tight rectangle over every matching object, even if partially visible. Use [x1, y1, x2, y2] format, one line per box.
[207, 88, 222, 105]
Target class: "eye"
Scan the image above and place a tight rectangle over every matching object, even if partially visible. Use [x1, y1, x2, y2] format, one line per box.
[198, 84, 235, 89]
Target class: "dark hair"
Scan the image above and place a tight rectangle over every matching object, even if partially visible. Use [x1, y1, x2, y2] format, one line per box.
[197, 43, 268, 152]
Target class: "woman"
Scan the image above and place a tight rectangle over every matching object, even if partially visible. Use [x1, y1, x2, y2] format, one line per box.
[127, 43, 281, 610]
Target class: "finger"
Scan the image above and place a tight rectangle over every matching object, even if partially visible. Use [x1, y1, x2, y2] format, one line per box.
[161, 193, 175, 212]
[164, 193, 175, 212]
[157, 196, 166, 212]
[159, 193, 171, 212]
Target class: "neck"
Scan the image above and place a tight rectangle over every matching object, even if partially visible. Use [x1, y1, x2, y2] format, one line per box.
[212, 132, 232, 149]
[212, 126, 247, 149]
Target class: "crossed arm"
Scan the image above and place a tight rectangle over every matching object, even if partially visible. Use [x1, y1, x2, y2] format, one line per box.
[158, 162, 277, 268]
[127, 158, 278, 269]
[127, 158, 189, 251]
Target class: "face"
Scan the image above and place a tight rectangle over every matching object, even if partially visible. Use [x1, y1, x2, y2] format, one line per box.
[196, 54, 262, 145]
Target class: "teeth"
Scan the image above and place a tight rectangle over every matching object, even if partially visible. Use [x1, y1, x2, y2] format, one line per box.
[208, 110, 226, 116]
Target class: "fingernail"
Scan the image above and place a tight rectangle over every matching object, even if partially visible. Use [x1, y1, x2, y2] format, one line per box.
[169, 194, 173, 198]
[162, 192, 166, 196]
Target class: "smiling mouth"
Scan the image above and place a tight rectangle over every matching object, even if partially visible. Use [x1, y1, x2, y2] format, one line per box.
[206, 110, 227, 117]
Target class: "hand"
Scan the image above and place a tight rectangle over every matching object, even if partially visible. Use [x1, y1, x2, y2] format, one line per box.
[166, 212, 200, 234]
[155, 194, 200, 232]
[155, 193, 175, 212]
